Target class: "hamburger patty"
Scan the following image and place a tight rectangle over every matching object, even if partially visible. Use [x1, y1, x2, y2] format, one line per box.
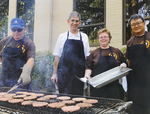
[76, 102, 93, 108]
[61, 106, 80, 112]
[57, 96, 71, 100]
[48, 102, 65, 108]
[72, 98, 86, 102]
[32, 102, 48, 107]
[21, 101, 35, 105]
[83, 99, 98, 104]
[8, 99, 24, 103]
[62, 100, 75, 104]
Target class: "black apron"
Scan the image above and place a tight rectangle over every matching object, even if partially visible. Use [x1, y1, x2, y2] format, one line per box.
[90, 47, 124, 100]
[1, 37, 29, 89]
[57, 31, 85, 95]
[128, 32, 150, 108]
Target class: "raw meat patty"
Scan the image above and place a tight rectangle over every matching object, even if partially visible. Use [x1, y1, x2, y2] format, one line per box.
[13, 94, 26, 98]
[24, 95, 37, 100]
[37, 97, 49, 101]
[76, 103, 93, 108]
[72, 98, 86, 102]
[21, 101, 35, 105]
[47, 102, 65, 108]
[62, 100, 75, 104]
[83, 99, 98, 104]
[61, 106, 80, 112]
[8, 99, 24, 103]
[32, 102, 48, 107]
[57, 96, 70, 100]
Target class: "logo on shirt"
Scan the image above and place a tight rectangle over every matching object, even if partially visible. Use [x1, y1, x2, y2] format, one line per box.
[109, 53, 117, 59]
[17, 45, 25, 53]
[140, 40, 150, 48]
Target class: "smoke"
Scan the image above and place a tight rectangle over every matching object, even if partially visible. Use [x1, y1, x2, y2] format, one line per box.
[31, 51, 55, 92]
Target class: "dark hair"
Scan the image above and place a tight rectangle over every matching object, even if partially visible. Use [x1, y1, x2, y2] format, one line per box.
[68, 11, 81, 21]
[128, 14, 145, 26]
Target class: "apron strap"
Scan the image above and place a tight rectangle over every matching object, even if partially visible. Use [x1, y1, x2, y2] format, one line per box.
[67, 31, 69, 39]
[79, 32, 82, 41]
[6, 37, 13, 46]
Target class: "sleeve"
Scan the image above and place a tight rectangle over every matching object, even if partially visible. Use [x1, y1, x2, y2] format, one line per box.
[53, 34, 64, 57]
[118, 49, 126, 64]
[125, 41, 130, 60]
[82, 33, 90, 57]
[85, 52, 93, 70]
[26, 41, 36, 60]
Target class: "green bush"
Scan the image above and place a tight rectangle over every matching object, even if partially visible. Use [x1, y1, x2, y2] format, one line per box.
[31, 51, 55, 92]
[120, 47, 126, 57]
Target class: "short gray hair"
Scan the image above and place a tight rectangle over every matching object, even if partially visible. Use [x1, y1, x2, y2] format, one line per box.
[68, 11, 81, 21]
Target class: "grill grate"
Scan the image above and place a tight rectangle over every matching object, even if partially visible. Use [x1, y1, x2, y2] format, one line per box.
[0, 87, 125, 114]
[0, 106, 29, 114]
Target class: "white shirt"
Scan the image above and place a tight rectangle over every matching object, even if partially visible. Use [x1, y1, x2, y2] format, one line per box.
[53, 30, 90, 58]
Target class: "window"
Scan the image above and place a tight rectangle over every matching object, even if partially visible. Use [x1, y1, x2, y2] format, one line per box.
[73, 0, 105, 46]
[17, 0, 35, 40]
[0, 0, 9, 40]
[124, 0, 150, 44]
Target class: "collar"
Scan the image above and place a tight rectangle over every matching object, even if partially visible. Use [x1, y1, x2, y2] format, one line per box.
[69, 29, 80, 37]
[135, 33, 145, 38]
[12, 35, 25, 42]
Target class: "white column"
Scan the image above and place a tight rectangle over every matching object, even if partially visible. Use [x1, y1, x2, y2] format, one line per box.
[106, 0, 123, 48]
[8, 0, 17, 36]
[52, 0, 73, 52]
[34, 0, 53, 52]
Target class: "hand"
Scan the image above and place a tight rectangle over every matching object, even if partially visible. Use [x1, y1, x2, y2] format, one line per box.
[120, 63, 127, 69]
[18, 64, 31, 86]
[84, 74, 90, 80]
[51, 74, 58, 83]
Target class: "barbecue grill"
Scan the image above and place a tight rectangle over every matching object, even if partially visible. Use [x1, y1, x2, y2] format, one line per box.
[0, 87, 132, 114]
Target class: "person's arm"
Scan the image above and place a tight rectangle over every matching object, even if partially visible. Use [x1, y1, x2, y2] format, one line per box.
[18, 58, 34, 86]
[26, 58, 34, 69]
[84, 69, 92, 80]
[83, 34, 90, 58]
[51, 56, 60, 83]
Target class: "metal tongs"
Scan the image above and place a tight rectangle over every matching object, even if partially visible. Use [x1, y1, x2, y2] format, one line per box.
[7, 81, 22, 94]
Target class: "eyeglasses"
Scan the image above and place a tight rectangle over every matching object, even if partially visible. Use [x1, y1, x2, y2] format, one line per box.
[131, 21, 143, 27]
[71, 19, 80, 23]
[99, 36, 109, 39]
[11, 28, 23, 32]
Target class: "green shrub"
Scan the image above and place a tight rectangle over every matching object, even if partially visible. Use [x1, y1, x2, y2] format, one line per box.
[31, 51, 55, 92]
[119, 47, 126, 57]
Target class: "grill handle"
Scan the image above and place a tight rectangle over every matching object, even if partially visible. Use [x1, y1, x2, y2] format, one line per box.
[117, 101, 133, 112]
